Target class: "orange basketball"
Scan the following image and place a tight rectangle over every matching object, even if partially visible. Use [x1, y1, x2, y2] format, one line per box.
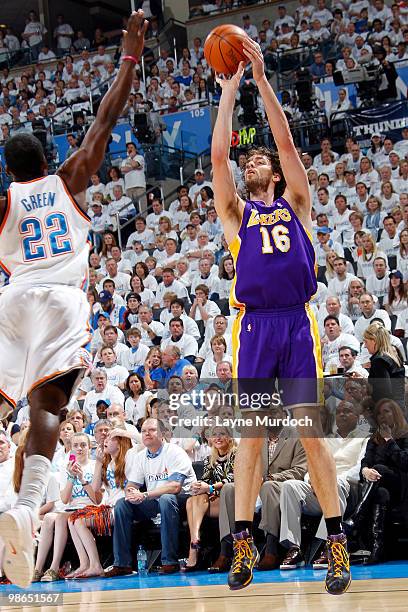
[204, 24, 249, 75]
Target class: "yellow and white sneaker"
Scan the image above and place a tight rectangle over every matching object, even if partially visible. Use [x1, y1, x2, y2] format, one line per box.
[0, 507, 37, 588]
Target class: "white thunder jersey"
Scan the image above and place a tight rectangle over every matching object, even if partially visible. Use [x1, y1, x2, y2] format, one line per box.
[0, 175, 89, 288]
[0, 174, 92, 409]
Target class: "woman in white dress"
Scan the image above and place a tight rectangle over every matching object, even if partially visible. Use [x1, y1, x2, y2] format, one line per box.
[65, 434, 132, 578]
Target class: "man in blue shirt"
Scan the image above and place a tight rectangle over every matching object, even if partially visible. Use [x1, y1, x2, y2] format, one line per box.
[175, 61, 193, 87]
[161, 346, 191, 388]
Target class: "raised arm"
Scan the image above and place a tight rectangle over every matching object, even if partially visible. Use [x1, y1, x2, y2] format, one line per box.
[57, 10, 148, 209]
[211, 65, 245, 245]
[243, 39, 311, 225]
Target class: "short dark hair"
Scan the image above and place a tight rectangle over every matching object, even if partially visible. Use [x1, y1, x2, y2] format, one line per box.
[169, 317, 184, 327]
[324, 315, 340, 326]
[246, 146, 287, 199]
[170, 298, 185, 310]
[4, 132, 46, 180]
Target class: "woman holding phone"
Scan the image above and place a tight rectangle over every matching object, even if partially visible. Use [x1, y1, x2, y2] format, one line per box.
[39, 434, 99, 582]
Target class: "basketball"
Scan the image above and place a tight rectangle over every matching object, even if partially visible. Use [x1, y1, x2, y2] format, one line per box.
[204, 24, 249, 75]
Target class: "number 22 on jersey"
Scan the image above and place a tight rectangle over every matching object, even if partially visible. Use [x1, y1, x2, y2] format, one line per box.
[20, 212, 73, 261]
[260, 224, 291, 254]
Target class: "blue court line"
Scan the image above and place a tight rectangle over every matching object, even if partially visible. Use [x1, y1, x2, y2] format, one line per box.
[1, 561, 408, 594]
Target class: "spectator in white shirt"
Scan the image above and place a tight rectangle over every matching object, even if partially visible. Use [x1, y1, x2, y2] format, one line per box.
[90, 201, 110, 236]
[274, 5, 296, 33]
[357, 234, 387, 280]
[354, 293, 391, 342]
[126, 216, 156, 250]
[188, 170, 213, 209]
[312, 0, 334, 27]
[378, 215, 399, 259]
[315, 227, 344, 268]
[54, 15, 74, 55]
[162, 298, 200, 340]
[107, 185, 135, 222]
[365, 257, 389, 303]
[200, 336, 232, 380]
[86, 173, 105, 204]
[327, 257, 359, 306]
[296, 0, 316, 24]
[99, 346, 129, 389]
[158, 238, 183, 270]
[110, 245, 132, 275]
[317, 296, 355, 337]
[83, 369, 125, 423]
[105, 166, 125, 200]
[154, 268, 189, 308]
[101, 259, 131, 297]
[242, 14, 258, 40]
[92, 45, 112, 68]
[124, 241, 150, 269]
[38, 45, 56, 63]
[146, 199, 164, 232]
[135, 305, 164, 347]
[321, 315, 358, 369]
[190, 258, 219, 296]
[189, 284, 221, 329]
[161, 318, 198, 360]
[22, 11, 47, 60]
[120, 143, 146, 212]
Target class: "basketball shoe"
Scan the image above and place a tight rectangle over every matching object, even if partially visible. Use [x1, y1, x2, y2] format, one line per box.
[0, 507, 38, 588]
[325, 533, 351, 595]
[227, 530, 259, 590]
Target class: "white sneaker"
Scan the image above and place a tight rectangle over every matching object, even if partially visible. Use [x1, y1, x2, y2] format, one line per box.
[0, 507, 36, 588]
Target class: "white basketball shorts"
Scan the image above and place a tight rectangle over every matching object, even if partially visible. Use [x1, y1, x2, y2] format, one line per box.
[0, 284, 91, 407]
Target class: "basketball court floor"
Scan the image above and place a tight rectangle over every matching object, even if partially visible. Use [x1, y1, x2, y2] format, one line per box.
[1, 562, 407, 611]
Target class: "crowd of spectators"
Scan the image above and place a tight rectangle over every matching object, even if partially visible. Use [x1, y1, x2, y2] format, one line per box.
[2, 124, 408, 579]
[2, 0, 408, 153]
[1, 0, 408, 587]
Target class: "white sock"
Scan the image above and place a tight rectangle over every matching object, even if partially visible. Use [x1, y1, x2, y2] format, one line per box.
[16, 455, 51, 515]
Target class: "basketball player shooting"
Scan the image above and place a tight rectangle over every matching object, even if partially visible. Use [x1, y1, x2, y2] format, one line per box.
[211, 38, 351, 595]
[0, 11, 148, 588]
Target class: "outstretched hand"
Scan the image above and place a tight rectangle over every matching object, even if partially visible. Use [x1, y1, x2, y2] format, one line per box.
[215, 61, 245, 93]
[122, 10, 149, 59]
[242, 38, 265, 82]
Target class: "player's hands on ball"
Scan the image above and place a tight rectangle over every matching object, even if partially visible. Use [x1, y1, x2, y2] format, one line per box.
[242, 38, 265, 82]
[122, 9, 149, 59]
[215, 62, 245, 92]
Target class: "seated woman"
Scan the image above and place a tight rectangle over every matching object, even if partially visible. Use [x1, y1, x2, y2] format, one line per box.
[38, 433, 98, 582]
[200, 336, 232, 380]
[124, 373, 154, 425]
[66, 431, 132, 578]
[363, 322, 405, 410]
[359, 399, 408, 563]
[183, 425, 236, 571]
[135, 347, 165, 391]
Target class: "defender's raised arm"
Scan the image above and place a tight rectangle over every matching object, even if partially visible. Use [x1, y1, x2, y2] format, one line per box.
[58, 10, 149, 206]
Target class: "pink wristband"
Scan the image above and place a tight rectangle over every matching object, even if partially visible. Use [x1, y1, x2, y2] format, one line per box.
[122, 55, 139, 64]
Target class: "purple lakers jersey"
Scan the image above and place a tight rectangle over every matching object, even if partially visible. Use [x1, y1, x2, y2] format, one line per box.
[229, 197, 317, 309]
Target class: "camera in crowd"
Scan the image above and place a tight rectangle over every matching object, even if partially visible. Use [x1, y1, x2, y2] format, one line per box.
[132, 111, 156, 144]
[239, 80, 260, 125]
